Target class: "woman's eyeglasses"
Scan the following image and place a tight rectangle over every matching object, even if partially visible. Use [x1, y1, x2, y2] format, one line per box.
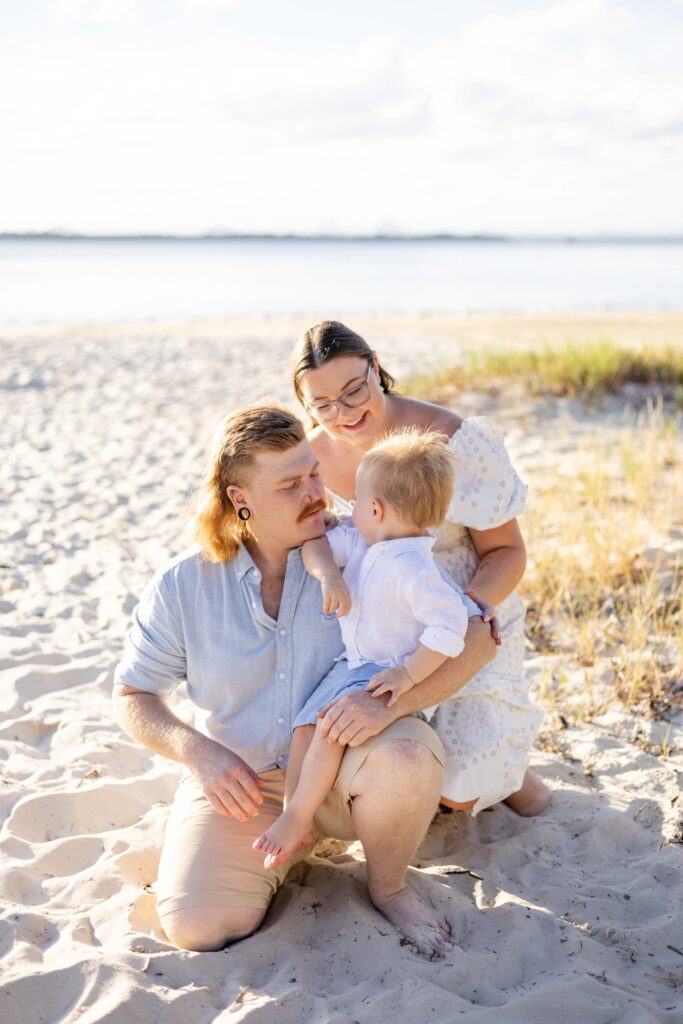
[303, 362, 373, 422]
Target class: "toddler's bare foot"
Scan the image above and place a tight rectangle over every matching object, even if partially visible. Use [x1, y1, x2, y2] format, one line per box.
[504, 769, 551, 817]
[252, 808, 314, 870]
[369, 883, 453, 960]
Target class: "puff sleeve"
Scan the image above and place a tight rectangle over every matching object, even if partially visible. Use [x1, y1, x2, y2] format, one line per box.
[446, 417, 527, 530]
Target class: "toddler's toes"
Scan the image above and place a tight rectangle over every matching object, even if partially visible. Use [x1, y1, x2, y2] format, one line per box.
[253, 833, 275, 854]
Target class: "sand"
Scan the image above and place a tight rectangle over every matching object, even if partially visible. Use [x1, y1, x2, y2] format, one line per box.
[1, 314, 682, 1023]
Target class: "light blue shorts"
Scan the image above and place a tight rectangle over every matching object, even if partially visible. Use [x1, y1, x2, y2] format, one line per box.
[292, 661, 386, 729]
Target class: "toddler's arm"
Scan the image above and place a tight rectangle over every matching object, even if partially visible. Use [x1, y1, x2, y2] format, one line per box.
[367, 644, 448, 706]
[403, 644, 449, 686]
[302, 537, 352, 617]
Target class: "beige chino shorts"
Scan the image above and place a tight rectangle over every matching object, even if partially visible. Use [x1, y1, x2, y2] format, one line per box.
[156, 715, 444, 916]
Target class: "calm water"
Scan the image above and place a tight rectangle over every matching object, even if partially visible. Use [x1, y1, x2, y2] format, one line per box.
[1, 237, 682, 324]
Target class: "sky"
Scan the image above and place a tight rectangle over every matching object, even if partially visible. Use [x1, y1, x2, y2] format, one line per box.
[2, 0, 683, 236]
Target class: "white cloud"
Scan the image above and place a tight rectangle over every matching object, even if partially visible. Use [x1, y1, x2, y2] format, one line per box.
[43, 0, 143, 25]
[218, 36, 433, 143]
[2, 0, 683, 233]
[182, 0, 240, 9]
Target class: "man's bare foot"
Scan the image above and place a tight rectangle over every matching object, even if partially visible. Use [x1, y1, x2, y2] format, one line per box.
[252, 807, 314, 870]
[504, 769, 551, 817]
[369, 883, 454, 960]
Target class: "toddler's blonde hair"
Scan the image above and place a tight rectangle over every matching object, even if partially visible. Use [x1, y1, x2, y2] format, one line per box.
[362, 429, 455, 530]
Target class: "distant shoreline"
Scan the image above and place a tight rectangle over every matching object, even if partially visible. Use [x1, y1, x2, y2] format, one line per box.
[3, 232, 683, 245]
[3, 310, 683, 337]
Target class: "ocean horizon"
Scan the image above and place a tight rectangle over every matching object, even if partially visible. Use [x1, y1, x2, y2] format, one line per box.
[2, 235, 682, 325]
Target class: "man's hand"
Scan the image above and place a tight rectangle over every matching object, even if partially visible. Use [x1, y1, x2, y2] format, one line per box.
[188, 739, 265, 822]
[114, 688, 266, 823]
[366, 666, 414, 707]
[316, 689, 396, 747]
[321, 574, 352, 617]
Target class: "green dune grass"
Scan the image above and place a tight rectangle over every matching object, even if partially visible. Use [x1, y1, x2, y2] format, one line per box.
[407, 339, 683, 401]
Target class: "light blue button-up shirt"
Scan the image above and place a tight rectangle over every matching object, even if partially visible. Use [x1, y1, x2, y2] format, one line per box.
[114, 543, 346, 773]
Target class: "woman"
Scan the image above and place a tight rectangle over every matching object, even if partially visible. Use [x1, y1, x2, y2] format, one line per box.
[291, 320, 549, 817]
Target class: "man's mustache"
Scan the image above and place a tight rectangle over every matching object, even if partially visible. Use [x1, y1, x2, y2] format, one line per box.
[297, 500, 327, 522]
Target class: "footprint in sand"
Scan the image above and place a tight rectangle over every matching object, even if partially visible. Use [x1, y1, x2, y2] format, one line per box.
[7, 912, 60, 951]
[0, 919, 12, 959]
[1, 964, 88, 1024]
[0, 864, 50, 907]
[30, 836, 105, 878]
[113, 845, 161, 887]
[5, 777, 173, 843]
[0, 716, 60, 749]
[0, 663, 106, 714]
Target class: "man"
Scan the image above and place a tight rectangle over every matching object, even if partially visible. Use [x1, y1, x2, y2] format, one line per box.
[113, 403, 495, 959]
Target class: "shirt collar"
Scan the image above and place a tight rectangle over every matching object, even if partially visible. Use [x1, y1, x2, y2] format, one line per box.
[234, 542, 303, 581]
[371, 534, 436, 557]
[234, 543, 260, 582]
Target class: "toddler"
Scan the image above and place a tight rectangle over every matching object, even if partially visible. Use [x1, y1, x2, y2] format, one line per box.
[253, 430, 470, 869]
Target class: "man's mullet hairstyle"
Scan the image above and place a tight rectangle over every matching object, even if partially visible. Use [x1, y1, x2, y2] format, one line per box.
[189, 403, 305, 562]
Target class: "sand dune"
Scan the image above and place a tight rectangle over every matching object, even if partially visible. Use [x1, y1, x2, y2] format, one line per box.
[1, 315, 682, 1022]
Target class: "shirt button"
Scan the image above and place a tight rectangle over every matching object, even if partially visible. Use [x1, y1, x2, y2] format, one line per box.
[278, 716, 285, 724]
[251, 602, 257, 609]
[279, 628, 287, 635]
[279, 672, 286, 679]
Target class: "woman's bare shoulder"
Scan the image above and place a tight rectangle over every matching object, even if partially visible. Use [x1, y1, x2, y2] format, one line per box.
[397, 396, 463, 439]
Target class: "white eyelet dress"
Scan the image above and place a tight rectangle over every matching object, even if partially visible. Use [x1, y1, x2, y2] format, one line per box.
[329, 416, 544, 815]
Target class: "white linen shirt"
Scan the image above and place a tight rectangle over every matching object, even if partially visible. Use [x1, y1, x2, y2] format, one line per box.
[326, 522, 469, 670]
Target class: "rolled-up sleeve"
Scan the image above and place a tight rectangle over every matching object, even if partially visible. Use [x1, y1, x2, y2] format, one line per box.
[114, 570, 186, 696]
[407, 568, 469, 658]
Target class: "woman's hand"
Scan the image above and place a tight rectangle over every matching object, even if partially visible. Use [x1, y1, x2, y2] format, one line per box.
[316, 690, 396, 747]
[366, 666, 414, 707]
[321, 574, 352, 617]
[465, 589, 501, 645]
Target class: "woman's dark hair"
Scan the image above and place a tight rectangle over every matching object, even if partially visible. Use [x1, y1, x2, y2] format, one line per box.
[291, 320, 398, 408]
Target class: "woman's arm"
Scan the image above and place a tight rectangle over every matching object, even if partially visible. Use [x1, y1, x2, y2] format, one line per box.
[317, 617, 496, 746]
[466, 518, 527, 606]
[380, 616, 495, 717]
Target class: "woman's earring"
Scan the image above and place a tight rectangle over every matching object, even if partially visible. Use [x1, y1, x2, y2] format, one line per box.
[238, 507, 251, 521]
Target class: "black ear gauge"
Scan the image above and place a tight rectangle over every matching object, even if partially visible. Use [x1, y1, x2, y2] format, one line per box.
[238, 507, 251, 522]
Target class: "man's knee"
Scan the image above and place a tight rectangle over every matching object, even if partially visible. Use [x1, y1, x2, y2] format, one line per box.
[352, 738, 443, 796]
[370, 737, 442, 773]
[161, 904, 266, 951]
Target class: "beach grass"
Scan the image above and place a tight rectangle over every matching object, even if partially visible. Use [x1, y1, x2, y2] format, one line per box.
[407, 338, 683, 403]
[521, 399, 682, 725]
[407, 339, 683, 732]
